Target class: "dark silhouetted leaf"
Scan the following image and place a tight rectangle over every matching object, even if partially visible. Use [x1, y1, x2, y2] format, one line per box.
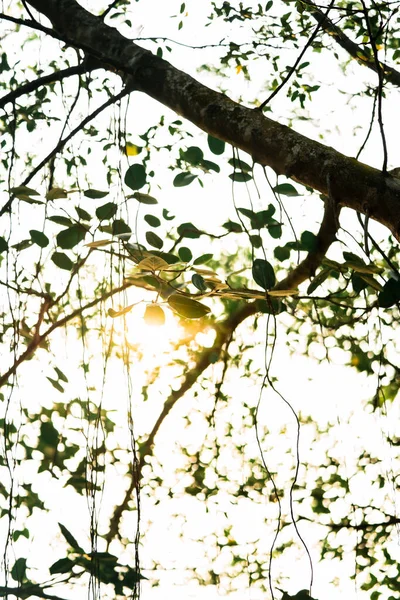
[46, 377, 64, 393]
[50, 557, 75, 575]
[84, 189, 109, 199]
[96, 202, 118, 221]
[75, 206, 92, 221]
[378, 278, 400, 308]
[30, 229, 49, 248]
[178, 247, 192, 262]
[132, 192, 158, 204]
[173, 172, 198, 187]
[274, 246, 290, 261]
[144, 214, 161, 227]
[48, 215, 73, 227]
[163, 208, 175, 220]
[307, 268, 331, 294]
[229, 171, 252, 182]
[59, 523, 83, 551]
[57, 225, 87, 249]
[177, 222, 201, 239]
[223, 221, 242, 233]
[112, 219, 132, 238]
[51, 252, 73, 271]
[192, 273, 207, 292]
[145, 231, 163, 249]
[193, 253, 213, 265]
[252, 258, 275, 290]
[11, 557, 27, 582]
[207, 135, 225, 155]
[0, 236, 8, 252]
[182, 146, 203, 164]
[125, 163, 146, 190]
[273, 183, 300, 196]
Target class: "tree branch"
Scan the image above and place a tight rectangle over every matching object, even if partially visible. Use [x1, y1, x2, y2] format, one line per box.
[303, 0, 400, 87]
[0, 64, 99, 111]
[23, 0, 400, 240]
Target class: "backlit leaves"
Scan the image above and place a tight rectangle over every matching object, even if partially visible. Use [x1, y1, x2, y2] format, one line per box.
[252, 258, 275, 290]
[125, 164, 147, 190]
[168, 294, 210, 318]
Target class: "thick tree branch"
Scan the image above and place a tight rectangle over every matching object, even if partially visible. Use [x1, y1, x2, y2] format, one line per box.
[25, 0, 400, 241]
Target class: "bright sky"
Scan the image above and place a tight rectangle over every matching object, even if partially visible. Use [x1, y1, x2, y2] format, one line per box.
[1, 2, 400, 600]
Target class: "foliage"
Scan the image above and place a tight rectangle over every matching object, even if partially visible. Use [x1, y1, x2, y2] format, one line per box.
[0, 1, 399, 599]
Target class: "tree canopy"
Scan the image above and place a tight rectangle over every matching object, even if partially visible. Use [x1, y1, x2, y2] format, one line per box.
[0, 1, 399, 599]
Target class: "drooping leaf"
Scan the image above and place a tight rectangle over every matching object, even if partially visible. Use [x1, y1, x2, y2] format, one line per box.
[83, 189, 109, 199]
[10, 185, 40, 198]
[307, 268, 332, 294]
[96, 202, 118, 221]
[250, 234, 262, 248]
[144, 304, 165, 326]
[51, 252, 73, 271]
[168, 294, 210, 319]
[177, 222, 201, 238]
[163, 208, 175, 220]
[192, 273, 207, 292]
[173, 172, 198, 187]
[267, 219, 282, 239]
[207, 135, 225, 155]
[11, 557, 27, 582]
[228, 158, 252, 172]
[273, 183, 300, 196]
[54, 366, 68, 382]
[274, 246, 291, 261]
[30, 229, 49, 248]
[145, 231, 163, 249]
[252, 258, 275, 290]
[75, 206, 92, 221]
[57, 225, 87, 249]
[144, 214, 161, 227]
[178, 246, 192, 262]
[124, 163, 147, 190]
[58, 523, 83, 551]
[132, 192, 158, 204]
[223, 221, 242, 233]
[201, 159, 220, 173]
[12, 239, 32, 251]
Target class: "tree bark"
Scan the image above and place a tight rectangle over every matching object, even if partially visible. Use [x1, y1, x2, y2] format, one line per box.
[26, 0, 400, 240]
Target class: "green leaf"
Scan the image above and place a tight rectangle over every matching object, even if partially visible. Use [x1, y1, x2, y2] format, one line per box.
[228, 158, 252, 172]
[352, 273, 368, 294]
[144, 214, 161, 227]
[112, 219, 131, 238]
[50, 557, 75, 575]
[11, 557, 27, 582]
[252, 258, 275, 290]
[163, 208, 175, 220]
[46, 376, 64, 393]
[273, 183, 300, 196]
[177, 222, 202, 239]
[267, 219, 282, 239]
[201, 159, 220, 173]
[83, 189, 109, 199]
[59, 523, 83, 551]
[0, 236, 8, 253]
[223, 220, 242, 233]
[250, 234, 262, 248]
[96, 202, 118, 221]
[237, 207, 257, 221]
[193, 253, 213, 265]
[378, 278, 400, 308]
[192, 273, 207, 292]
[182, 146, 204, 165]
[168, 294, 210, 319]
[145, 231, 163, 249]
[75, 206, 92, 221]
[51, 252, 73, 271]
[57, 225, 87, 249]
[132, 192, 158, 204]
[10, 185, 40, 199]
[207, 135, 225, 155]
[13, 529, 29, 542]
[30, 229, 49, 248]
[125, 163, 147, 190]
[54, 366, 68, 382]
[40, 421, 59, 446]
[301, 230, 317, 251]
[229, 171, 252, 183]
[48, 215, 74, 227]
[144, 304, 165, 326]
[274, 246, 290, 261]
[173, 172, 198, 187]
[12, 239, 32, 251]
[307, 268, 332, 294]
[178, 246, 193, 262]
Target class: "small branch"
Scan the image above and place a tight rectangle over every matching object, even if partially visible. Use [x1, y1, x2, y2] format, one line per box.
[0, 87, 130, 217]
[0, 63, 99, 110]
[0, 279, 135, 388]
[304, 0, 400, 87]
[0, 12, 63, 42]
